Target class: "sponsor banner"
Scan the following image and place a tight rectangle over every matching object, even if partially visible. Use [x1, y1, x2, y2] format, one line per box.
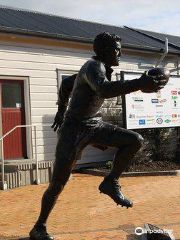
[124, 73, 180, 129]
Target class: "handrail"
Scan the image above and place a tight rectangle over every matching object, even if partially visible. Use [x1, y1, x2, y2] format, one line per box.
[0, 124, 51, 141]
[0, 124, 52, 190]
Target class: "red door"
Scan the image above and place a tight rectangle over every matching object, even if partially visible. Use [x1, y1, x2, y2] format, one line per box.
[0, 80, 27, 159]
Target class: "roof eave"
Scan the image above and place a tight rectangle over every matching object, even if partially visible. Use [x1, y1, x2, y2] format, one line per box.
[0, 26, 93, 43]
[0, 27, 180, 56]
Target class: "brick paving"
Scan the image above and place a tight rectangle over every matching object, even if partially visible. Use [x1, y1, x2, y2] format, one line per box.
[0, 174, 180, 239]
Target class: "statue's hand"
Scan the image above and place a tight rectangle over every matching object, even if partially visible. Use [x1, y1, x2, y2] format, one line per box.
[51, 112, 64, 132]
[138, 68, 170, 93]
[138, 71, 164, 93]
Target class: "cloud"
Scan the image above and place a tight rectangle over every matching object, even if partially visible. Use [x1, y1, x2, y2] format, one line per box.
[0, 0, 180, 36]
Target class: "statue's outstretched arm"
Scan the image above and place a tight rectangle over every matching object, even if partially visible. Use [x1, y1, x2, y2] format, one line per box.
[85, 61, 162, 99]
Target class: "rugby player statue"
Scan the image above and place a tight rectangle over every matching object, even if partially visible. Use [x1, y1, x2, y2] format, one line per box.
[29, 32, 170, 240]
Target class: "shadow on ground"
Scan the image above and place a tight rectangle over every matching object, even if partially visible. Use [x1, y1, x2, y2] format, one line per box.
[127, 234, 139, 240]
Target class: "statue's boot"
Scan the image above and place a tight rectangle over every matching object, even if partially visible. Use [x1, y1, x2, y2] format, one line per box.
[99, 178, 133, 209]
[29, 224, 54, 240]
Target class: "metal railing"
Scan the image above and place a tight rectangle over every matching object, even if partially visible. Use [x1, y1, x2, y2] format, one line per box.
[0, 124, 51, 190]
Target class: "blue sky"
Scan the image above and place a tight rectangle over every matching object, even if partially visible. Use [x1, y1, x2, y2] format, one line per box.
[0, 0, 179, 36]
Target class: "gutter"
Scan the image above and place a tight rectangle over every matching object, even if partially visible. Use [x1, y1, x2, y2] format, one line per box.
[0, 26, 180, 56]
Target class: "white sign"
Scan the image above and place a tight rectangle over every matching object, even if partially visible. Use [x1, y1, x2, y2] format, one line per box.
[124, 72, 180, 129]
[16, 103, 21, 108]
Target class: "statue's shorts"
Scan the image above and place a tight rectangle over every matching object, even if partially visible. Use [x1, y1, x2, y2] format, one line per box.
[55, 119, 141, 163]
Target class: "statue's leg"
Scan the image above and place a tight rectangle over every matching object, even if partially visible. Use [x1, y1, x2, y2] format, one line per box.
[29, 154, 76, 240]
[29, 122, 82, 240]
[29, 119, 95, 240]
[91, 122, 144, 208]
[36, 159, 75, 225]
[105, 128, 143, 179]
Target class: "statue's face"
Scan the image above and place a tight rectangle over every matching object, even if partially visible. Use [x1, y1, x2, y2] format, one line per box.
[104, 41, 122, 67]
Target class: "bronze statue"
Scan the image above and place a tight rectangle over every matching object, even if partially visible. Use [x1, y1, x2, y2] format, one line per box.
[29, 32, 169, 240]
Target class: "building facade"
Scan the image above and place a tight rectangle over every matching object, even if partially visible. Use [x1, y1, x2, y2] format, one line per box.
[0, 6, 179, 189]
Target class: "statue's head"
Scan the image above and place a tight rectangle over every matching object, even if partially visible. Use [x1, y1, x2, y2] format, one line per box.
[93, 32, 122, 67]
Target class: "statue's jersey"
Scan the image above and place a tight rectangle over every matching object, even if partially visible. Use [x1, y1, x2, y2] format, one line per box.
[58, 57, 140, 126]
[65, 58, 113, 124]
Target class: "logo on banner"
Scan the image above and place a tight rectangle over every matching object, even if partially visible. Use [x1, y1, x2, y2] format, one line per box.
[132, 97, 143, 102]
[172, 119, 178, 123]
[129, 114, 135, 118]
[156, 92, 161, 98]
[151, 99, 159, 103]
[139, 120, 145, 125]
[136, 115, 146, 119]
[171, 91, 177, 95]
[156, 105, 163, 107]
[146, 119, 155, 121]
[156, 118, 163, 124]
[159, 99, 167, 103]
[164, 119, 171, 123]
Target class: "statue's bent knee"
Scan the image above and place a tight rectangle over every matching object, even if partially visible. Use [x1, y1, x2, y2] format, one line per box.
[134, 133, 144, 150]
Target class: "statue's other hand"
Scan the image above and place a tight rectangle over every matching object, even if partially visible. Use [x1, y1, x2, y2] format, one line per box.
[51, 112, 63, 132]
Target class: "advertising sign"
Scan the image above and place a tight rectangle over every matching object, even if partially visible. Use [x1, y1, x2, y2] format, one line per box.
[123, 71, 180, 129]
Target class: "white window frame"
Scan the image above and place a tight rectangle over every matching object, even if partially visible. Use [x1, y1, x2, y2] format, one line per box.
[56, 69, 78, 90]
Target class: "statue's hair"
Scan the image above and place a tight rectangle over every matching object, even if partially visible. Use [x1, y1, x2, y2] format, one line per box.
[93, 32, 121, 57]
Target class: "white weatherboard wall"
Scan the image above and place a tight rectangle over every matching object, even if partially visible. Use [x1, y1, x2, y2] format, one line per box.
[0, 40, 178, 166]
[0, 40, 115, 165]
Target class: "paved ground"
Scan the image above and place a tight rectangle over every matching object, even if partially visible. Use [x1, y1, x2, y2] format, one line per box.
[0, 174, 180, 240]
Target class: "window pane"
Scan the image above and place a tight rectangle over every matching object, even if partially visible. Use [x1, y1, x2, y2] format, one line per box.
[62, 74, 72, 81]
[61, 74, 73, 107]
[2, 84, 22, 108]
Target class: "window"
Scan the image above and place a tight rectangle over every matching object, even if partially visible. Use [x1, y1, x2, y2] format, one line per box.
[2, 84, 22, 108]
[56, 69, 78, 106]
